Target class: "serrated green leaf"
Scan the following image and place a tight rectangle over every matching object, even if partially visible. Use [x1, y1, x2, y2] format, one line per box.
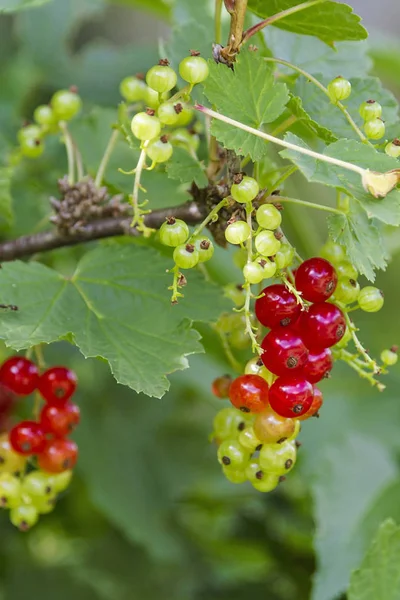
[294, 76, 399, 141]
[248, 0, 367, 45]
[327, 201, 388, 281]
[281, 134, 400, 226]
[265, 29, 372, 78]
[0, 167, 14, 228]
[166, 147, 207, 188]
[0, 0, 52, 12]
[287, 95, 337, 143]
[348, 520, 400, 600]
[0, 244, 228, 398]
[203, 49, 289, 161]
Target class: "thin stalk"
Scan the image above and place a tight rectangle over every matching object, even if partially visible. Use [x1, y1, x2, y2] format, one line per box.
[189, 198, 229, 241]
[344, 312, 378, 372]
[130, 143, 150, 233]
[215, 0, 223, 44]
[338, 349, 385, 391]
[169, 264, 184, 304]
[268, 165, 298, 194]
[216, 328, 242, 373]
[75, 145, 84, 181]
[95, 129, 119, 187]
[278, 195, 344, 215]
[243, 201, 261, 354]
[242, 0, 327, 44]
[59, 121, 75, 185]
[264, 56, 372, 146]
[195, 105, 366, 177]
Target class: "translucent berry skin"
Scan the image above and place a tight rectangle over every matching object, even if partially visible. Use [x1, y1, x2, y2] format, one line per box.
[0, 434, 27, 475]
[229, 374, 269, 414]
[9, 421, 46, 455]
[243, 262, 264, 284]
[381, 349, 398, 366]
[0, 473, 22, 508]
[159, 218, 189, 247]
[119, 76, 147, 102]
[364, 118, 385, 140]
[51, 89, 82, 121]
[146, 138, 173, 163]
[38, 438, 78, 473]
[256, 204, 282, 230]
[213, 407, 250, 441]
[336, 261, 358, 280]
[253, 407, 298, 444]
[269, 376, 313, 418]
[359, 100, 382, 121]
[251, 473, 280, 492]
[33, 105, 56, 129]
[211, 375, 232, 399]
[238, 426, 261, 451]
[358, 286, 384, 312]
[231, 176, 259, 204]
[259, 440, 297, 474]
[48, 469, 73, 493]
[179, 55, 209, 84]
[301, 347, 333, 384]
[275, 244, 294, 270]
[385, 140, 400, 158]
[146, 65, 177, 93]
[255, 284, 301, 329]
[39, 367, 77, 405]
[320, 241, 346, 264]
[261, 329, 309, 376]
[244, 358, 275, 385]
[173, 244, 199, 269]
[223, 466, 247, 484]
[255, 230, 281, 256]
[245, 459, 265, 483]
[40, 402, 80, 438]
[334, 277, 360, 304]
[298, 386, 323, 421]
[131, 112, 161, 141]
[18, 124, 41, 143]
[299, 303, 346, 350]
[225, 221, 251, 245]
[0, 356, 39, 396]
[217, 439, 249, 470]
[295, 257, 337, 303]
[157, 102, 180, 125]
[10, 504, 39, 531]
[194, 237, 214, 263]
[20, 137, 44, 159]
[327, 76, 351, 103]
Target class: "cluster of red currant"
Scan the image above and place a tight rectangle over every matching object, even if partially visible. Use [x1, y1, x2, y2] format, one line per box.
[0, 356, 79, 530]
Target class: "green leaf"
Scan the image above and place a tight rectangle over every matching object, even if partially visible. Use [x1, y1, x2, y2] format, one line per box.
[281, 134, 400, 226]
[247, 0, 367, 45]
[294, 76, 399, 141]
[0, 244, 228, 398]
[327, 201, 388, 281]
[348, 520, 400, 600]
[0, 0, 52, 12]
[287, 95, 337, 143]
[166, 147, 208, 188]
[265, 29, 372, 78]
[203, 49, 289, 161]
[105, 0, 171, 18]
[0, 167, 13, 228]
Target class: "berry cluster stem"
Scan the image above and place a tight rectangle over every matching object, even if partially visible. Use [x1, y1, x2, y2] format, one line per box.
[344, 312, 379, 372]
[95, 129, 120, 188]
[277, 195, 345, 215]
[59, 122, 76, 185]
[189, 198, 229, 242]
[130, 143, 153, 236]
[169, 264, 184, 304]
[336, 349, 385, 391]
[243, 201, 262, 354]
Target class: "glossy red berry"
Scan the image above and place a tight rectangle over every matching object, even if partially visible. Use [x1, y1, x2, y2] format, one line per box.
[0, 357, 39, 396]
[229, 374, 269, 414]
[295, 258, 337, 303]
[298, 387, 323, 421]
[9, 421, 46, 455]
[211, 375, 233, 399]
[301, 347, 333, 383]
[269, 375, 313, 418]
[261, 329, 309, 376]
[255, 284, 301, 329]
[38, 439, 78, 473]
[299, 303, 346, 350]
[38, 367, 77, 404]
[40, 402, 80, 438]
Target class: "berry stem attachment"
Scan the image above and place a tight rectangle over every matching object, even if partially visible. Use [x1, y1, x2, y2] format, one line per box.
[280, 273, 307, 309]
[59, 121, 76, 185]
[95, 129, 120, 188]
[169, 264, 184, 304]
[277, 195, 345, 215]
[344, 312, 379, 373]
[263, 57, 372, 147]
[243, 201, 262, 354]
[336, 349, 385, 391]
[130, 143, 153, 236]
[189, 198, 229, 242]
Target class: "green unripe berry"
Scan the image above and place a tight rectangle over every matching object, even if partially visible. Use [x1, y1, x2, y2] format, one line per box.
[144, 86, 169, 109]
[244, 357, 274, 385]
[157, 102, 181, 125]
[274, 243, 294, 270]
[381, 348, 398, 366]
[217, 439, 249, 470]
[385, 139, 400, 158]
[259, 440, 296, 475]
[251, 473, 280, 492]
[225, 221, 251, 245]
[193, 236, 214, 263]
[327, 76, 351, 104]
[146, 137, 173, 163]
[223, 283, 244, 307]
[222, 466, 247, 484]
[333, 277, 360, 304]
[51, 89, 82, 121]
[146, 62, 177, 93]
[48, 470, 73, 493]
[33, 105, 57, 130]
[33, 497, 56, 514]
[131, 111, 161, 141]
[174, 104, 193, 127]
[239, 427, 261, 452]
[334, 326, 352, 349]
[21, 472, 54, 500]
[20, 137, 44, 159]
[119, 76, 147, 102]
[173, 243, 199, 269]
[358, 286, 384, 312]
[359, 99, 382, 122]
[363, 118, 385, 140]
[169, 128, 200, 151]
[213, 407, 250, 441]
[159, 217, 189, 247]
[179, 53, 209, 84]
[229, 327, 251, 350]
[17, 124, 41, 144]
[320, 241, 346, 264]
[243, 261, 264, 284]
[256, 203, 282, 230]
[335, 261, 358, 280]
[245, 459, 265, 483]
[255, 230, 281, 256]
[259, 257, 277, 279]
[231, 175, 259, 204]
[10, 504, 39, 531]
[0, 473, 22, 508]
[216, 312, 245, 335]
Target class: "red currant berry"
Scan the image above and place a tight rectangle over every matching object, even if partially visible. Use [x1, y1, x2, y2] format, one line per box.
[9, 421, 46, 455]
[261, 329, 309, 376]
[301, 347, 333, 384]
[0, 357, 39, 396]
[255, 284, 301, 329]
[298, 387, 323, 421]
[38, 367, 77, 404]
[38, 439, 78, 473]
[269, 376, 313, 418]
[211, 375, 233, 399]
[40, 402, 80, 438]
[299, 303, 346, 350]
[229, 374, 269, 414]
[295, 258, 337, 303]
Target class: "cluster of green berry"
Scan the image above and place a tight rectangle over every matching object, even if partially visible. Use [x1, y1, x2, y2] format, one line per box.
[13, 88, 82, 161]
[126, 52, 209, 163]
[159, 217, 214, 269]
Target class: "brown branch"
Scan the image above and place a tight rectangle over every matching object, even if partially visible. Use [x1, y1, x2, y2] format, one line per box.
[220, 0, 248, 64]
[0, 201, 205, 262]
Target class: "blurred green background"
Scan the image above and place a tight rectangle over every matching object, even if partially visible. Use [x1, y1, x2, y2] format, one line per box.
[0, 1, 400, 599]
